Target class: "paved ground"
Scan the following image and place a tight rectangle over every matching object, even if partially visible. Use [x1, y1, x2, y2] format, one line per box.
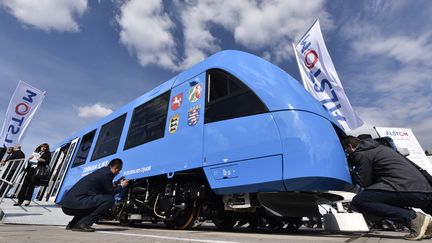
[0, 199, 426, 242]
[0, 198, 72, 225]
[0, 222, 420, 243]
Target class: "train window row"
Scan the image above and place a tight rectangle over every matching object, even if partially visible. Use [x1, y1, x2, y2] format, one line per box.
[205, 69, 268, 123]
[124, 91, 170, 150]
[71, 69, 268, 167]
[91, 114, 127, 161]
[71, 130, 96, 167]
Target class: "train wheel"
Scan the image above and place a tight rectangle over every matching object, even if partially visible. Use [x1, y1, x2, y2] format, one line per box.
[259, 216, 284, 231]
[119, 212, 135, 226]
[165, 201, 201, 230]
[285, 217, 302, 231]
[213, 211, 238, 231]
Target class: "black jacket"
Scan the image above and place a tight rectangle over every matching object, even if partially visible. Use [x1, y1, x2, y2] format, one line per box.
[5, 150, 25, 161]
[37, 152, 51, 166]
[350, 138, 432, 193]
[61, 166, 121, 209]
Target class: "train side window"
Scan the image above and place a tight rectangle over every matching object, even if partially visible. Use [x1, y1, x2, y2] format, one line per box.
[124, 91, 170, 150]
[205, 69, 268, 123]
[208, 70, 228, 102]
[72, 130, 96, 167]
[91, 114, 126, 161]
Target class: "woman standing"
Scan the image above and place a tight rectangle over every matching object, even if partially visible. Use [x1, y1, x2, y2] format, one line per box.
[14, 143, 51, 206]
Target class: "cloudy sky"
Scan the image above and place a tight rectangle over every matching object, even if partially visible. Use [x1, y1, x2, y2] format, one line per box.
[0, 0, 431, 154]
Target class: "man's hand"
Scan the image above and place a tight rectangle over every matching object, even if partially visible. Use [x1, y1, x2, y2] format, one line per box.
[120, 179, 129, 188]
[114, 176, 125, 185]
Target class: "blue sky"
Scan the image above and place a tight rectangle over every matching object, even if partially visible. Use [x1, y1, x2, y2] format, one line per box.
[0, 0, 431, 155]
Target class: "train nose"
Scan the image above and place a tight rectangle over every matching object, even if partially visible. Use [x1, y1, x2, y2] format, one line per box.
[272, 110, 352, 191]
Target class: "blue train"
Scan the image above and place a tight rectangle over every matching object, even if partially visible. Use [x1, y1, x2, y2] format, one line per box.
[40, 50, 352, 230]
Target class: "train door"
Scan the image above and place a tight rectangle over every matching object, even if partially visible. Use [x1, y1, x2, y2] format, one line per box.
[202, 69, 284, 191]
[48, 137, 80, 202]
[37, 147, 61, 201]
[163, 74, 205, 171]
[42, 144, 69, 201]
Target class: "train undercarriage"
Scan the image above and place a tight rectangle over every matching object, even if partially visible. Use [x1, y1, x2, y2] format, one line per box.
[101, 170, 344, 231]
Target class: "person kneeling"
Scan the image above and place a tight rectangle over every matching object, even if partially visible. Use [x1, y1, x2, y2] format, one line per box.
[344, 136, 432, 241]
[60, 158, 129, 232]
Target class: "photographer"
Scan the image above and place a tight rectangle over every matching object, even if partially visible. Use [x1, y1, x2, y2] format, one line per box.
[343, 135, 432, 240]
[61, 158, 129, 232]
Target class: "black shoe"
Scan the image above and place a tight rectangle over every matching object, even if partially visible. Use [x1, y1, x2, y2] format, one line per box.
[13, 203, 22, 206]
[72, 223, 95, 232]
[66, 221, 75, 230]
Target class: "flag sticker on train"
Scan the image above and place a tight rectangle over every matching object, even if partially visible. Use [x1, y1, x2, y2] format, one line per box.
[188, 83, 202, 102]
[169, 114, 180, 133]
[188, 105, 200, 126]
[171, 93, 183, 110]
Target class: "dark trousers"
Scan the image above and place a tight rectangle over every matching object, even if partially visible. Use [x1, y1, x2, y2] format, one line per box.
[17, 168, 37, 203]
[62, 194, 114, 226]
[351, 190, 432, 227]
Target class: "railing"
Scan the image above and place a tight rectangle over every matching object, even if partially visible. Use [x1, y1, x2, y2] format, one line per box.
[0, 159, 26, 204]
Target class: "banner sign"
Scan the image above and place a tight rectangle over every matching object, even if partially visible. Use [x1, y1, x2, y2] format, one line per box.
[294, 19, 363, 131]
[0, 81, 46, 149]
[374, 126, 432, 174]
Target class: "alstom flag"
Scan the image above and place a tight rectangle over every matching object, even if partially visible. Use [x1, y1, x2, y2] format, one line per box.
[293, 19, 363, 131]
[0, 81, 46, 149]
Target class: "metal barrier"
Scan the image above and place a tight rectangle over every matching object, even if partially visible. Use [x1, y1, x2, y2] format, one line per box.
[0, 159, 26, 204]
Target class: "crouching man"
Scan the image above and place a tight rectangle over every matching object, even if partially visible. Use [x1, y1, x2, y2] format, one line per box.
[343, 136, 432, 240]
[61, 158, 129, 232]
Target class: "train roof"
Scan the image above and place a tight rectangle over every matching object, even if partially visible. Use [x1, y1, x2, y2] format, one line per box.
[53, 50, 336, 148]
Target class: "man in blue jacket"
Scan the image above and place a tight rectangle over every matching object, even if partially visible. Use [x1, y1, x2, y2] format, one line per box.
[61, 158, 129, 232]
[343, 136, 432, 240]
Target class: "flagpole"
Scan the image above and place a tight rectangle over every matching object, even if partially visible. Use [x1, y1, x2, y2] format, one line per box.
[292, 42, 309, 91]
[373, 126, 381, 138]
[295, 18, 319, 45]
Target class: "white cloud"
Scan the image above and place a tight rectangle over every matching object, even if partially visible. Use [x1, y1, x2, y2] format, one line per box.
[1, 0, 88, 32]
[413, 116, 432, 151]
[178, 0, 332, 68]
[355, 107, 392, 128]
[351, 34, 432, 69]
[340, 16, 432, 102]
[76, 103, 113, 120]
[337, 3, 432, 150]
[116, 0, 331, 70]
[350, 98, 432, 149]
[116, 0, 177, 69]
[351, 106, 432, 151]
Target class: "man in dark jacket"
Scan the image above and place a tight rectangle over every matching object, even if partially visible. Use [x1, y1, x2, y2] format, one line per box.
[0, 145, 25, 196]
[61, 158, 129, 232]
[343, 136, 432, 240]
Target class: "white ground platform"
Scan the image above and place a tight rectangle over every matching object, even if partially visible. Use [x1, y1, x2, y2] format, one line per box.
[0, 198, 71, 226]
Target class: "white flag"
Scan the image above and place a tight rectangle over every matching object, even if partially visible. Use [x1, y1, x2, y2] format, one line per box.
[0, 80, 46, 149]
[293, 19, 363, 131]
